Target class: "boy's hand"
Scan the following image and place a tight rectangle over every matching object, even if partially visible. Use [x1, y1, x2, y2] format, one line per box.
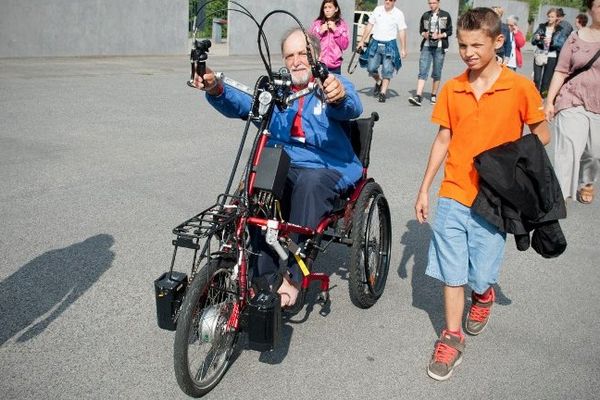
[415, 191, 429, 223]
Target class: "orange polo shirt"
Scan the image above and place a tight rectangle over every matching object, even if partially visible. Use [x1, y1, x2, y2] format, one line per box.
[431, 66, 545, 207]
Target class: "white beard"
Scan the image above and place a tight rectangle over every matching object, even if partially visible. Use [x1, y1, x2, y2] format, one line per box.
[291, 70, 311, 86]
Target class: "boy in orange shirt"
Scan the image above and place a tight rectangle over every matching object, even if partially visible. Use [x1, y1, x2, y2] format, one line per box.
[414, 8, 551, 381]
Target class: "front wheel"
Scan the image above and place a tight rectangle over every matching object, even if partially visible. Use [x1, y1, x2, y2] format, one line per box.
[348, 182, 392, 308]
[173, 257, 238, 397]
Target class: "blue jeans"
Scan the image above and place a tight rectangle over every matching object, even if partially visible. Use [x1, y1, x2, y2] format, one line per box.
[417, 46, 445, 81]
[367, 43, 395, 79]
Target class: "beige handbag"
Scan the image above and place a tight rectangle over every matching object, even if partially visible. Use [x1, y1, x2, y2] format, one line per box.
[534, 50, 548, 66]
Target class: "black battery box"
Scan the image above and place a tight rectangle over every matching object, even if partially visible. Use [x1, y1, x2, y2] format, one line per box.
[253, 146, 290, 200]
[154, 271, 188, 331]
[247, 290, 281, 351]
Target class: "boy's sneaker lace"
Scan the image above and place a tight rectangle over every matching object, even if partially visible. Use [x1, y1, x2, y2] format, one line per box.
[430, 94, 437, 104]
[409, 94, 422, 106]
[427, 329, 465, 381]
[465, 287, 495, 335]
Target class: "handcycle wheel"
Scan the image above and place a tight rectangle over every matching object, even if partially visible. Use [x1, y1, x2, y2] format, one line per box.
[348, 182, 392, 308]
[173, 257, 239, 397]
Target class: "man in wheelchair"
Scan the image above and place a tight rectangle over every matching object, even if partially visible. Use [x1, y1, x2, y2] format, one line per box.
[193, 28, 363, 307]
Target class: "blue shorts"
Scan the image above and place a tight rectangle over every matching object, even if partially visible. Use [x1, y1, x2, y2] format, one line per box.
[367, 43, 395, 79]
[418, 46, 445, 81]
[426, 198, 507, 294]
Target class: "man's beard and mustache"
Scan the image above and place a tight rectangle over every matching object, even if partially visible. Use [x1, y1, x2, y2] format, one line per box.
[291, 68, 311, 86]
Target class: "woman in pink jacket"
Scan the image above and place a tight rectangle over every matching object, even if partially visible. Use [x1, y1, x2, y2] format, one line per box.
[310, 0, 349, 74]
[507, 15, 526, 70]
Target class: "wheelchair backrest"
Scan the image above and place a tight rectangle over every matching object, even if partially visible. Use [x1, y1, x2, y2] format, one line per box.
[346, 112, 379, 169]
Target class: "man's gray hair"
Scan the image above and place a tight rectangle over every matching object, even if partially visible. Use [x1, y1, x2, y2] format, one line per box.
[280, 27, 321, 59]
[507, 15, 519, 25]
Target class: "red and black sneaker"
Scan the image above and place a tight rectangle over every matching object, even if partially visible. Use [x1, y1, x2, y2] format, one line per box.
[465, 287, 496, 335]
[427, 329, 465, 381]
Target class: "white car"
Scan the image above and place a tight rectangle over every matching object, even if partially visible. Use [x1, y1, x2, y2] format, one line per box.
[353, 11, 372, 44]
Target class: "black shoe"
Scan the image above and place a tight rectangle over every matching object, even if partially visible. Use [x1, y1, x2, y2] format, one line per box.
[408, 95, 422, 106]
[373, 81, 382, 96]
[430, 94, 437, 104]
[378, 93, 386, 103]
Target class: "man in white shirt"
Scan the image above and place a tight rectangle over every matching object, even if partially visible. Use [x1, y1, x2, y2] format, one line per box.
[357, 0, 407, 103]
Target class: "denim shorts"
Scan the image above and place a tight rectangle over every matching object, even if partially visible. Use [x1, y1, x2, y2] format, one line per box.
[367, 43, 395, 79]
[426, 198, 507, 294]
[418, 46, 445, 81]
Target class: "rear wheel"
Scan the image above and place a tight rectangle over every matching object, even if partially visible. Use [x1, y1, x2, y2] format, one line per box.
[173, 257, 238, 397]
[348, 182, 392, 308]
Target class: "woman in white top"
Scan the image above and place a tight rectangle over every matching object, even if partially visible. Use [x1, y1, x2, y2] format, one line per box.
[531, 8, 567, 96]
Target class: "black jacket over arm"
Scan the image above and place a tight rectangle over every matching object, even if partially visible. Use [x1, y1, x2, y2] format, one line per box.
[471, 134, 567, 258]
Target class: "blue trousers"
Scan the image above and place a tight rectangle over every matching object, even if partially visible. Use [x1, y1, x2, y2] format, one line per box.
[250, 167, 343, 285]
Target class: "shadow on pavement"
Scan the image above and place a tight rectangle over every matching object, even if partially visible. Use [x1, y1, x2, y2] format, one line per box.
[397, 219, 445, 335]
[0, 234, 115, 345]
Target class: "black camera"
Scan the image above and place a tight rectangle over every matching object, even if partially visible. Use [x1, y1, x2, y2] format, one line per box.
[192, 39, 211, 58]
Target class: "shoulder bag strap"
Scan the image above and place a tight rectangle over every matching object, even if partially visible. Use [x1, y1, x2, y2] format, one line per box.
[563, 48, 600, 84]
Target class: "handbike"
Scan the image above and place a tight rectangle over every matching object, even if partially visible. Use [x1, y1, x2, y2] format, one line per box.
[153, 6, 392, 398]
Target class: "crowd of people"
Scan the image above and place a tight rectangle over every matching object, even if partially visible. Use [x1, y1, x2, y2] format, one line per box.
[193, 0, 600, 383]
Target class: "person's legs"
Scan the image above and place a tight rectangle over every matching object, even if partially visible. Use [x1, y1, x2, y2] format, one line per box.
[578, 109, 600, 192]
[416, 48, 432, 96]
[426, 198, 469, 380]
[410, 48, 431, 106]
[464, 208, 506, 335]
[554, 107, 591, 200]
[444, 285, 465, 332]
[533, 63, 543, 92]
[379, 52, 395, 102]
[541, 57, 558, 96]
[430, 48, 445, 102]
[249, 167, 341, 304]
[367, 45, 384, 94]
[286, 167, 342, 282]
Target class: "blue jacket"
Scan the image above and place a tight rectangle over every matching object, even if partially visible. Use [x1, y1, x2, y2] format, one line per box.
[359, 39, 402, 72]
[206, 75, 363, 190]
[531, 23, 567, 53]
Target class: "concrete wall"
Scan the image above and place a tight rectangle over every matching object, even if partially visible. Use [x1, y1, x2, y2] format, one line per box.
[473, 0, 529, 33]
[533, 5, 579, 31]
[0, 0, 188, 58]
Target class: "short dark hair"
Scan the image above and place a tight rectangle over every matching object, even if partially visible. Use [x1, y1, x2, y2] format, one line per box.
[584, 0, 594, 10]
[556, 8, 565, 18]
[576, 13, 588, 27]
[457, 7, 501, 38]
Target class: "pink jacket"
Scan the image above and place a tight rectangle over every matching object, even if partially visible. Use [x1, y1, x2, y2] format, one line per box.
[310, 18, 349, 70]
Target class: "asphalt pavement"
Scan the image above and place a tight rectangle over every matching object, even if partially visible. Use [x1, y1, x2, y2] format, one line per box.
[1, 48, 599, 400]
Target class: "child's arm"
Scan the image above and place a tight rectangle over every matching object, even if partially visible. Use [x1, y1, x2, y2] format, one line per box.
[415, 126, 451, 223]
[528, 120, 551, 145]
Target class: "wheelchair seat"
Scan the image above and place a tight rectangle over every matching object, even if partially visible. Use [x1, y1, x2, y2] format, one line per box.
[330, 112, 380, 213]
[347, 111, 379, 168]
